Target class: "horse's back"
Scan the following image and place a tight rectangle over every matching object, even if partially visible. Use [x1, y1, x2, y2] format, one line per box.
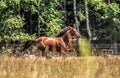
[36, 36, 48, 42]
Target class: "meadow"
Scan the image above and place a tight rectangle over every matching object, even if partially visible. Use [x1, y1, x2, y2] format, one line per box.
[0, 55, 120, 78]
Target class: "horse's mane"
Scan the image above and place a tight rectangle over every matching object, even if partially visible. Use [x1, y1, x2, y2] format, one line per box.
[56, 26, 72, 37]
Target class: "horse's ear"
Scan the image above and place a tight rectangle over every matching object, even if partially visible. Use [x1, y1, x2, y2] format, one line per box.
[67, 26, 71, 28]
[66, 26, 71, 30]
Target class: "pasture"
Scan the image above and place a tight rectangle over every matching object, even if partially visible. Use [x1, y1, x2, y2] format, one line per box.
[0, 55, 120, 78]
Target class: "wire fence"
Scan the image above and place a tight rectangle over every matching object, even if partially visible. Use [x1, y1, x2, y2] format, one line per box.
[91, 43, 120, 55]
[0, 42, 120, 56]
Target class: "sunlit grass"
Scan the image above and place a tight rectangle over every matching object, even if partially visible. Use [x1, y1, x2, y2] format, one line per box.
[0, 56, 120, 78]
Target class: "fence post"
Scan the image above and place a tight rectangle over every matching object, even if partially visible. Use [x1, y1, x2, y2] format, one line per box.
[113, 41, 118, 54]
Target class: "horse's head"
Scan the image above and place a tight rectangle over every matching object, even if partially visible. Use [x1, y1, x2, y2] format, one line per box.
[69, 27, 80, 38]
[56, 26, 72, 37]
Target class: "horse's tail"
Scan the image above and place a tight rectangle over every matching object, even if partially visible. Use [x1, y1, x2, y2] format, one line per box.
[21, 40, 37, 51]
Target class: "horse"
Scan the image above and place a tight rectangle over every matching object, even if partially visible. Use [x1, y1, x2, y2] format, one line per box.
[21, 26, 80, 57]
[56, 26, 80, 47]
[21, 36, 73, 57]
[56, 26, 81, 56]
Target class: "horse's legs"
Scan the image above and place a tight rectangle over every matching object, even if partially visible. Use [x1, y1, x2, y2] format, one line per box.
[42, 49, 46, 57]
[69, 48, 76, 55]
[31, 46, 37, 54]
[42, 46, 49, 57]
[61, 50, 69, 57]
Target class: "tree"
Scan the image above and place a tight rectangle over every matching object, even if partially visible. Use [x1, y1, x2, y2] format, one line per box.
[73, 0, 80, 33]
[0, 0, 64, 42]
[0, 0, 35, 42]
[1, 0, 120, 44]
[85, 0, 92, 40]
[36, 0, 64, 37]
[93, 1, 120, 41]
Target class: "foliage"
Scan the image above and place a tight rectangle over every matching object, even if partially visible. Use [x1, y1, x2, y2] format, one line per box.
[78, 37, 91, 56]
[92, 1, 120, 41]
[76, 0, 120, 42]
[38, 0, 64, 36]
[0, 0, 35, 42]
[0, 0, 64, 42]
[0, 0, 120, 42]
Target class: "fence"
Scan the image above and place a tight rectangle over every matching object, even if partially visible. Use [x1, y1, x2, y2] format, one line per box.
[70, 39, 120, 55]
[91, 43, 120, 55]
[0, 42, 120, 56]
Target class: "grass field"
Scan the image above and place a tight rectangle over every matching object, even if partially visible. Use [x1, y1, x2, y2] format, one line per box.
[0, 55, 120, 78]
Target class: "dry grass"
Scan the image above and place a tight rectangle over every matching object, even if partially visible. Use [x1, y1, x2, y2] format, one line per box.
[0, 55, 120, 78]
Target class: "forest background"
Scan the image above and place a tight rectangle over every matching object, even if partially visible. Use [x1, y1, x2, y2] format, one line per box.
[0, 0, 120, 44]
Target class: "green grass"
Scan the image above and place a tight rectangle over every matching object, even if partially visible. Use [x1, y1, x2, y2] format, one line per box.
[0, 56, 120, 78]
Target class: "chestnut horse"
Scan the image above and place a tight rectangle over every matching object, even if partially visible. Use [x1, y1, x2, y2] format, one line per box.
[22, 36, 72, 56]
[56, 26, 80, 47]
[21, 27, 80, 56]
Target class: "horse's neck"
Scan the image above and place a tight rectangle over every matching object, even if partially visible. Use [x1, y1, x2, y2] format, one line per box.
[62, 32, 71, 46]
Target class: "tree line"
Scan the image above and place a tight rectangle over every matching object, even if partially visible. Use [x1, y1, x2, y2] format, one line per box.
[0, 0, 120, 43]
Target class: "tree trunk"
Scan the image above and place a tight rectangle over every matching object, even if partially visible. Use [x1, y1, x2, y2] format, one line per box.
[73, 0, 80, 33]
[85, 0, 92, 41]
[30, 5, 32, 34]
[64, 0, 67, 26]
[37, 8, 40, 37]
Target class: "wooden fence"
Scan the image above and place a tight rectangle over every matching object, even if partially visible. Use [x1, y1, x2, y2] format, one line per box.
[0, 42, 120, 56]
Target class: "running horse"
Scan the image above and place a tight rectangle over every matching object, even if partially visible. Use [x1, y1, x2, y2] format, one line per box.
[21, 26, 80, 57]
[56, 26, 80, 47]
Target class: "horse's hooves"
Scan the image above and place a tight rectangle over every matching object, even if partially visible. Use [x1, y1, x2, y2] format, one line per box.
[46, 56, 52, 59]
